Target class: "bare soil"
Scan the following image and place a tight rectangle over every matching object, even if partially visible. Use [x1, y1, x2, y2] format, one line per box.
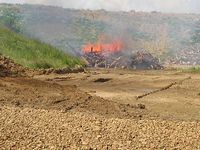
[1, 68, 200, 149]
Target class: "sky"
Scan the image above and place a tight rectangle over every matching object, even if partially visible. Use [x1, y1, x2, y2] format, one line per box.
[1, 0, 200, 14]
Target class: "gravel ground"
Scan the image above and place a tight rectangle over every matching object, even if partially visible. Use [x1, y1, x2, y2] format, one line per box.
[0, 106, 200, 150]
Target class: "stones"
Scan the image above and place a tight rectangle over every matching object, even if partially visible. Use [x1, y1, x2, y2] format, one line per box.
[137, 104, 146, 109]
[0, 104, 200, 149]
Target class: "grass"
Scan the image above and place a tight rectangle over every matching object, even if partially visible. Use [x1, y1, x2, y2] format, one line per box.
[181, 67, 200, 73]
[0, 26, 84, 69]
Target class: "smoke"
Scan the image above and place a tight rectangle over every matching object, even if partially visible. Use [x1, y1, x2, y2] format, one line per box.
[1, 0, 200, 13]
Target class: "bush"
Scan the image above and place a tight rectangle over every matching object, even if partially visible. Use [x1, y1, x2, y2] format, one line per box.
[0, 6, 22, 32]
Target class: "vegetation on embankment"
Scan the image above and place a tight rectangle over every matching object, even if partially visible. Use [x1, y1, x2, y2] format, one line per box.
[181, 67, 200, 73]
[0, 26, 84, 69]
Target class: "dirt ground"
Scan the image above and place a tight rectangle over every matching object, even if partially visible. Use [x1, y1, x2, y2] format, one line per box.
[1, 68, 200, 149]
[36, 68, 200, 121]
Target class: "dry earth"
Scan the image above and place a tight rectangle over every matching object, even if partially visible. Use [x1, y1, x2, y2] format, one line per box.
[1, 68, 200, 149]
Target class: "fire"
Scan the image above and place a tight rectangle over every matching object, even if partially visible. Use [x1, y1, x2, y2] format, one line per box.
[82, 40, 123, 53]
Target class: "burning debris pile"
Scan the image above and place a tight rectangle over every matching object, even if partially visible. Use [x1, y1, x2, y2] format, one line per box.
[83, 51, 131, 68]
[82, 42, 163, 70]
[168, 45, 200, 65]
[0, 54, 25, 77]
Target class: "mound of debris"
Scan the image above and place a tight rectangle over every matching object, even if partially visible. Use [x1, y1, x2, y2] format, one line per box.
[83, 50, 163, 70]
[131, 51, 164, 70]
[168, 45, 200, 65]
[0, 54, 25, 77]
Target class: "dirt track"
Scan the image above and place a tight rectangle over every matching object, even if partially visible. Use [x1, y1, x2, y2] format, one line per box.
[1, 69, 200, 149]
[42, 69, 200, 121]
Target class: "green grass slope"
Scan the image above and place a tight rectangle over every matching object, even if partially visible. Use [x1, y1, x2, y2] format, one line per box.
[0, 26, 84, 69]
[181, 67, 200, 73]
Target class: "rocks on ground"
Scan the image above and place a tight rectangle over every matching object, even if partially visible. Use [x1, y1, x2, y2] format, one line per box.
[0, 106, 200, 149]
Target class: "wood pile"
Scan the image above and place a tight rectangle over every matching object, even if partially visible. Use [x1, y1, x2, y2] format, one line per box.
[83, 50, 164, 70]
[130, 51, 164, 70]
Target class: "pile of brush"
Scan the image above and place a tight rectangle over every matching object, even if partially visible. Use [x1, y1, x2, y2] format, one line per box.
[83, 50, 164, 70]
[168, 45, 200, 65]
[130, 51, 164, 70]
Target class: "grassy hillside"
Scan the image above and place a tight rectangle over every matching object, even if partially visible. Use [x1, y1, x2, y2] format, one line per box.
[0, 26, 84, 69]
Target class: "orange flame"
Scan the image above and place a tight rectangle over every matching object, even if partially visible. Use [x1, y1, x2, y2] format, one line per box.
[82, 40, 123, 53]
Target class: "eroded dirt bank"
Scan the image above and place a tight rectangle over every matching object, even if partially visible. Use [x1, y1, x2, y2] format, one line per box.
[0, 77, 150, 120]
[0, 68, 200, 149]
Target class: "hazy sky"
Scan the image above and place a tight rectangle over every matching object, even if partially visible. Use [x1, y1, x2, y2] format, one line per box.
[1, 0, 200, 13]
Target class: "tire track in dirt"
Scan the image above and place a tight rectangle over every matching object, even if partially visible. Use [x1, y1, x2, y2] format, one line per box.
[136, 76, 192, 100]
